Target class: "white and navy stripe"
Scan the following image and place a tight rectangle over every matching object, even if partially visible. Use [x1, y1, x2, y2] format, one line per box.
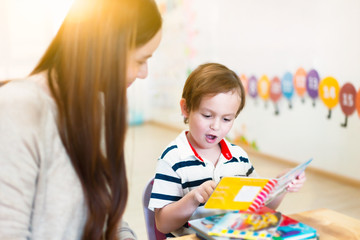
[148, 130, 258, 219]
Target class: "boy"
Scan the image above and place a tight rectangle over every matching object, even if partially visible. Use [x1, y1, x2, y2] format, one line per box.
[148, 63, 306, 236]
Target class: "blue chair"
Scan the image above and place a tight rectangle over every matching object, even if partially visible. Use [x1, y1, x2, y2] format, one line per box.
[142, 178, 167, 240]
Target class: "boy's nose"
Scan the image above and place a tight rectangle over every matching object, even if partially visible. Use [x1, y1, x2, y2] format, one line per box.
[210, 119, 220, 130]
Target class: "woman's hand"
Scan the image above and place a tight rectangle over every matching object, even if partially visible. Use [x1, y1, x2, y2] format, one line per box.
[191, 180, 216, 204]
[286, 171, 306, 192]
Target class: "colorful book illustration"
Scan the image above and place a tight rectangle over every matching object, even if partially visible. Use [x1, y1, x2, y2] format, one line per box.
[204, 159, 313, 212]
[208, 210, 282, 239]
[188, 213, 233, 240]
[189, 206, 318, 240]
[273, 214, 317, 240]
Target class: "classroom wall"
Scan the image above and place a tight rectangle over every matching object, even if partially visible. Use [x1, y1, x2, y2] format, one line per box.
[0, 0, 146, 125]
[147, 0, 360, 181]
[1, 0, 359, 181]
[0, 0, 73, 80]
[143, 0, 219, 128]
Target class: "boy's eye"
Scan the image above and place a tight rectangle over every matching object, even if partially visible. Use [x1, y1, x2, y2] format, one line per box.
[223, 118, 231, 122]
[202, 114, 211, 118]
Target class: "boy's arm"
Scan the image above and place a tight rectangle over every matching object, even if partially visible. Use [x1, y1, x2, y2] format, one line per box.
[154, 180, 216, 234]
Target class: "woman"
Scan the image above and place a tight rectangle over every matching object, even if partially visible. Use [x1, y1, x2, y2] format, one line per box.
[0, 0, 162, 239]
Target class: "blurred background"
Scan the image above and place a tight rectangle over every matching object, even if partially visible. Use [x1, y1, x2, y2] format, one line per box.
[1, 0, 360, 238]
[1, 0, 359, 182]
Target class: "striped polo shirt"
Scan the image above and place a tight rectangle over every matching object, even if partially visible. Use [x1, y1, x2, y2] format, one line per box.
[148, 130, 258, 218]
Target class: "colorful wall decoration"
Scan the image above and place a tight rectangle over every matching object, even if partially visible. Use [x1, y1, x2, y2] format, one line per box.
[357, 88, 360, 118]
[240, 68, 360, 128]
[306, 69, 321, 107]
[269, 76, 282, 115]
[146, 0, 360, 182]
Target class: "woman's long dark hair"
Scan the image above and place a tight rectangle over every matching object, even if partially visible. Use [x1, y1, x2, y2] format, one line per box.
[31, 0, 161, 239]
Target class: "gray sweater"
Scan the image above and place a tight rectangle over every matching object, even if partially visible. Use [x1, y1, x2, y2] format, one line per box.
[0, 74, 136, 240]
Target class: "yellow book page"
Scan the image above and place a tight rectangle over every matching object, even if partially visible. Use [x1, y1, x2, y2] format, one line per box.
[204, 177, 272, 211]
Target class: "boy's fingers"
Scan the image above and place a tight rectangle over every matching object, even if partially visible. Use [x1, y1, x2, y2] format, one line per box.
[201, 181, 216, 193]
[296, 172, 306, 179]
[200, 181, 216, 202]
[207, 183, 215, 192]
[209, 180, 217, 188]
[194, 192, 205, 203]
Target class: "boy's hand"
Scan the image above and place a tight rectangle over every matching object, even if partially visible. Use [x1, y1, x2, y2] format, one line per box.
[286, 171, 306, 192]
[192, 180, 216, 204]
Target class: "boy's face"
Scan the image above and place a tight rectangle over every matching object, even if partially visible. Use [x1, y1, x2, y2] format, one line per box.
[182, 91, 241, 152]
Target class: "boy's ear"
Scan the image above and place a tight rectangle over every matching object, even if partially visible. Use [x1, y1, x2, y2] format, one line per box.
[180, 98, 189, 118]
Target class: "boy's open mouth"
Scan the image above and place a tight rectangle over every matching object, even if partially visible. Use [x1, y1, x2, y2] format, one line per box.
[206, 134, 217, 141]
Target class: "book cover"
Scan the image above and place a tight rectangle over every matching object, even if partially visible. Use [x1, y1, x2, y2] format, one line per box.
[204, 159, 313, 212]
[207, 210, 282, 239]
[190, 207, 317, 240]
[188, 213, 232, 240]
[204, 177, 278, 212]
[273, 215, 317, 240]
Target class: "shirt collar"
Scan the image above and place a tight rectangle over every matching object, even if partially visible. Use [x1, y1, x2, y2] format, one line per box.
[178, 130, 233, 162]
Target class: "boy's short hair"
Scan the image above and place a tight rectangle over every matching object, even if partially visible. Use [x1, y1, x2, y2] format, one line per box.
[182, 62, 246, 124]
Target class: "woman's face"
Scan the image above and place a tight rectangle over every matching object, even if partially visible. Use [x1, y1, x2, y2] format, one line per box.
[127, 29, 162, 87]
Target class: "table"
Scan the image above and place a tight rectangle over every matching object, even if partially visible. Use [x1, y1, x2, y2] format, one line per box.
[289, 208, 360, 240]
[171, 208, 360, 240]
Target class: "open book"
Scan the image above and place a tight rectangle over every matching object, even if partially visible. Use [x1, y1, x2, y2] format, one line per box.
[207, 210, 282, 239]
[189, 206, 317, 240]
[204, 159, 312, 212]
[189, 207, 282, 240]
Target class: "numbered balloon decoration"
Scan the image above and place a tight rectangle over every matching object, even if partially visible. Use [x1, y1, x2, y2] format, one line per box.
[356, 88, 360, 118]
[270, 76, 282, 115]
[240, 74, 248, 95]
[258, 75, 270, 108]
[306, 69, 320, 107]
[294, 67, 307, 103]
[319, 76, 340, 119]
[248, 75, 258, 103]
[339, 83, 356, 127]
[240, 67, 359, 129]
[281, 72, 294, 109]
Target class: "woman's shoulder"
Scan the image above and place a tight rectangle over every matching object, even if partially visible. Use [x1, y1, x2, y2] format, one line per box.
[1, 74, 51, 104]
[0, 74, 54, 122]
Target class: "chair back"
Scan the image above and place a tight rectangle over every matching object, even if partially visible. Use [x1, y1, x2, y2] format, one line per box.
[142, 178, 167, 240]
